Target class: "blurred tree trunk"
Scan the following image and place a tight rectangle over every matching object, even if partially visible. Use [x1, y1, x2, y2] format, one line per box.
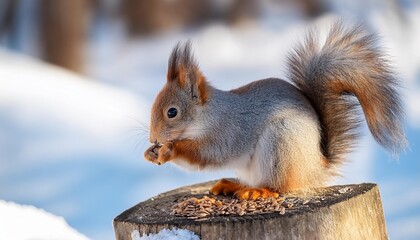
[121, 0, 158, 35]
[0, 0, 18, 37]
[121, 0, 212, 36]
[297, 0, 327, 18]
[39, 0, 90, 73]
[227, 0, 261, 26]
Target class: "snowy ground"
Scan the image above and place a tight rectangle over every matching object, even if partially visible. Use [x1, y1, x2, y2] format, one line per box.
[1, 1, 420, 239]
[0, 200, 89, 240]
[133, 229, 199, 240]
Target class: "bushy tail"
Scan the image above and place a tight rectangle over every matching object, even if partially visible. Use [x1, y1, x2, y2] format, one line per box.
[288, 22, 407, 165]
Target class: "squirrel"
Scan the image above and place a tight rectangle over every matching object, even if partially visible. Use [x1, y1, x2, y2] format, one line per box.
[144, 22, 407, 200]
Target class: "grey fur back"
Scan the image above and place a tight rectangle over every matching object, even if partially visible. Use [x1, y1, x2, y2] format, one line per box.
[287, 22, 407, 165]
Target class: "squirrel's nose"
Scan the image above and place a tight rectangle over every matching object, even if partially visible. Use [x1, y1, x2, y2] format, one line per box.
[149, 137, 158, 144]
[149, 129, 165, 144]
[149, 130, 158, 144]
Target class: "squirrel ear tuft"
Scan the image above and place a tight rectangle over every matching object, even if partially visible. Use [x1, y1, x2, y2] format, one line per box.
[167, 41, 195, 84]
[167, 41, 210, 104]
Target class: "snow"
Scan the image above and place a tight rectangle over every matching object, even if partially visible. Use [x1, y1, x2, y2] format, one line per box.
[0, 200, 89, 240]
[0, 49, 145, 139]
[132, 228, 200, 240]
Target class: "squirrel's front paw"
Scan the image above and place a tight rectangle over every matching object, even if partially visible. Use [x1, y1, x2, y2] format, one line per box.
[144, 143, 161, 164]
[156, 142, 174, 165]
[143, 142, 174, 165]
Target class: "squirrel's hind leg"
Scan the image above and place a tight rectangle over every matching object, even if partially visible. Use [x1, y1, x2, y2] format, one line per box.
[234, 188, 279, 200]
[210, 179, 279, 200]
[210, 179, 242, 196]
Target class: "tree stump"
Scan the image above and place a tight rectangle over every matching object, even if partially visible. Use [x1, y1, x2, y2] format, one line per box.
[113, 180, 387, 240]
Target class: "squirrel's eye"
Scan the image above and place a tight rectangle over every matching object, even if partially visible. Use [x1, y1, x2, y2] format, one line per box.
[167, 108, 178, 118]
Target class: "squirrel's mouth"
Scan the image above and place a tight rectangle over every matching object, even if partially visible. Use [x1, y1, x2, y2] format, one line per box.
[152, 127, 188, 146]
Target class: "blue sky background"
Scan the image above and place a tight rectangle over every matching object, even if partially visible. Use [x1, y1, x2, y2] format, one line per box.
[1, 1, 419, 239]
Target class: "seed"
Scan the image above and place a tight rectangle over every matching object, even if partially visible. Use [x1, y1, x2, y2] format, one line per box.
[247, 206, 256, 211]
[170, 194, 297, 219]
[282, 202, 293, 208]
[339, 187, 351, 194]
[197, 213, 209, 217]
[279, 207, 286, 215]
[204, 207, 213, 212]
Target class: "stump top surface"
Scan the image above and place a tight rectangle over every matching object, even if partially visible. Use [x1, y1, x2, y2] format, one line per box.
[114, 180, 377, 226]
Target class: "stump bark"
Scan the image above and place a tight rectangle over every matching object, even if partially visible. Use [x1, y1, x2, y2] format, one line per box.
[113, 180, 387, 240]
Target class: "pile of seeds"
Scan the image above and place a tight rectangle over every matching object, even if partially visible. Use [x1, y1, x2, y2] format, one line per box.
[170, 195, 294, 221]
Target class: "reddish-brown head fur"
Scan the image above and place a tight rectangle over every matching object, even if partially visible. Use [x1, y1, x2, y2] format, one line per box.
[149, 41, 210, 144]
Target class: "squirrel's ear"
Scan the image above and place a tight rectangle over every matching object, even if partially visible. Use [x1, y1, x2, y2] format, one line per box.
[167, 41, 210, 104]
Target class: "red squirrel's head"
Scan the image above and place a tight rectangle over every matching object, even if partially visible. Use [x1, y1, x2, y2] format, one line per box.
[149, 42, 210, 144]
